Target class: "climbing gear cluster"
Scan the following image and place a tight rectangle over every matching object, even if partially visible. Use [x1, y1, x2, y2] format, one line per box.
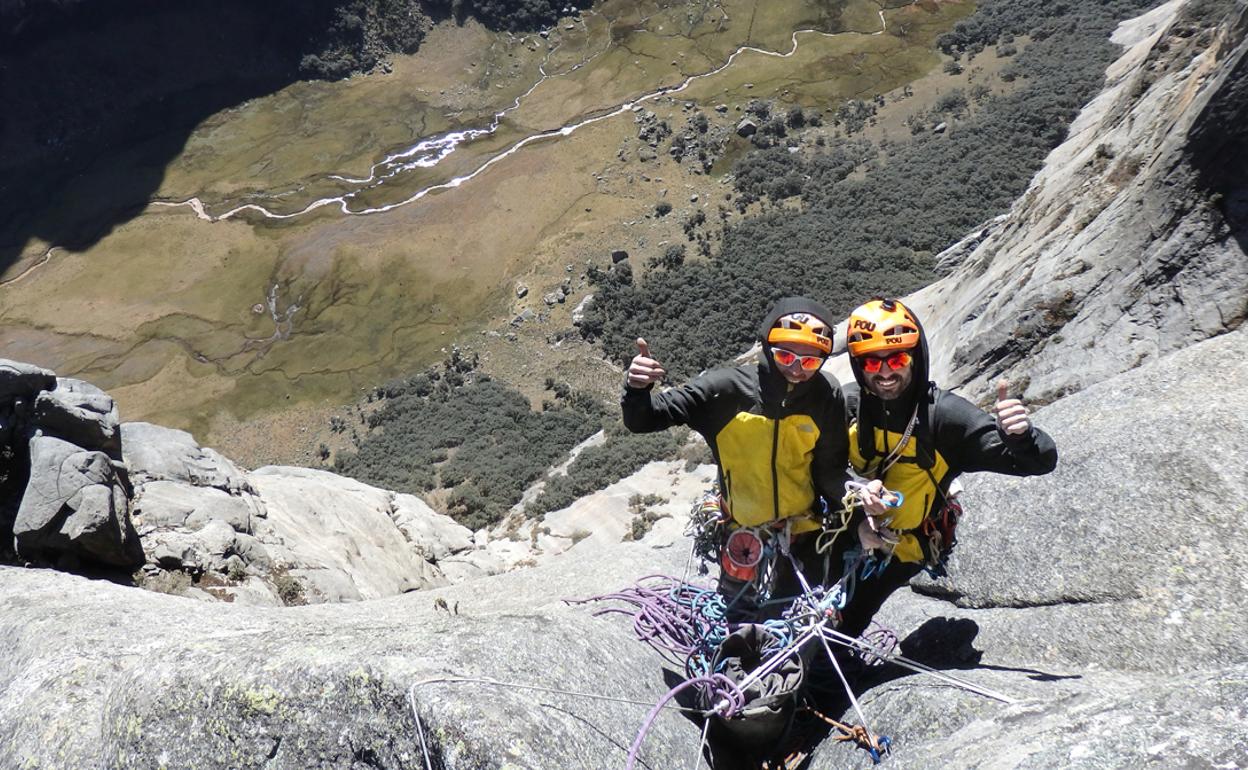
[574, 479, 1010, 769]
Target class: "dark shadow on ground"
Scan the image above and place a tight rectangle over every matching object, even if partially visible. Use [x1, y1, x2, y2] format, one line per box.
[1184, 1, 1248, 256]
[787, 617, 1081, 768]
[0, 0, 428, 273]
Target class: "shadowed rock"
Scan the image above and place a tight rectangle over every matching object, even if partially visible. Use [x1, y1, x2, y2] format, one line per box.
[0, 360, 55, 401]
[14, 435, 143, 569]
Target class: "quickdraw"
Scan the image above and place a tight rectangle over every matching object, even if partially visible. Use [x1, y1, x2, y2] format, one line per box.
[687, 490, 729, 570]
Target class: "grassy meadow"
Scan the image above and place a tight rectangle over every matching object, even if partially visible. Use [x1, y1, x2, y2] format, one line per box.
[0, 0, 971, 454]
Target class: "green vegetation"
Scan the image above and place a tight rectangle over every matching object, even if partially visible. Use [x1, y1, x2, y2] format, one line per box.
[432, 0, 587, 31]
[297, 0, 431, 79]
[334, 348, 688, 528]
[624, 494, 670, 541]
[335, 352, 604, 529]
[581, 0, 1162, 379]
[525, 425, 686, 516]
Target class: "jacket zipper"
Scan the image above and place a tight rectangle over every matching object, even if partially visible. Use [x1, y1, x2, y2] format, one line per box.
[772, 385, 790, 520]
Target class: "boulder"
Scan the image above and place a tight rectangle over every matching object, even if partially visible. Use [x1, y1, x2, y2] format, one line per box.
[132, 480, 256, 534]
[146, 530, 210, 573]
[247, 466, 460, 602]
[32, 377, 122, 458]
[231, 532, 273, 570]
[736, 117, 758, 137]
[0, 359, 55, 400]
[120, 422, 252, 495]
[571, 294, 595, 326]
[14, 435, 143, 569]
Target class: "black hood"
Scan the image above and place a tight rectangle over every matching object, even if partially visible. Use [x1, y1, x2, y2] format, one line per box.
[847, 299, 931, 408]
[847, 299, 938, 470]
[756, 296, 834, 404]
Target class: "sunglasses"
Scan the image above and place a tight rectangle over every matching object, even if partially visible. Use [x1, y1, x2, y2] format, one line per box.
[772, 347, 827, 371]
[860, 351, 913, 373]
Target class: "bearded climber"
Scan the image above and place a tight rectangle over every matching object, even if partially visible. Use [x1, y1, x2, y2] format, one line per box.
[834, 298, 1058, 639]
[622, 297, 851, 621]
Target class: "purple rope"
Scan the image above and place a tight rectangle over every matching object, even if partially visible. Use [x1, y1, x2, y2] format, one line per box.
[860, 623, 899, 665]
[568, 575, 724, 669]
[625, 673, 744, 770]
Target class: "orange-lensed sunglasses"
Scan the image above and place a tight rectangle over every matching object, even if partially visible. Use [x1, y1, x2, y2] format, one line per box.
[771, 347, 827, 371]
[860, 350, 913, 373]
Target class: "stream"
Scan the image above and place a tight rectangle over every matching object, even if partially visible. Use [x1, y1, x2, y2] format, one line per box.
[156, 7, 890, 224]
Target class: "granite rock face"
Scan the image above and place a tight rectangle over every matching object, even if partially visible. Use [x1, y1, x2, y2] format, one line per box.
[1, 363, 142, 570]
[0, 365, 479, 604]
[32, 377, 121, 459]
[2, 331, 1248, 768]
[910, 0, 1248, 405]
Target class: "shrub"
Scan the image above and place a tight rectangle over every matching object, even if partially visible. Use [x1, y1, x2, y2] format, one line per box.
[336, 377, 602, 529]
[580, 0, 1161, 380]
[526, 426, 685, 516]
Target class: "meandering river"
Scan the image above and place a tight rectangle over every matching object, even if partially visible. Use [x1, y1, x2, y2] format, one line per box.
[155, 7, 889, 224]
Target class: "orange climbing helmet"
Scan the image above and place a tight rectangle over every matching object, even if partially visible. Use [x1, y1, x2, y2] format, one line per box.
[846, 298, 921, 357]
[767, 312, 833, 354]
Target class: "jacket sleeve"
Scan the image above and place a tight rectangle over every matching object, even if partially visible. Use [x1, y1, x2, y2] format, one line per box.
[935, 390, 1058, 476]
[812, 374, 852, 503]
[620, 370, 727, 436]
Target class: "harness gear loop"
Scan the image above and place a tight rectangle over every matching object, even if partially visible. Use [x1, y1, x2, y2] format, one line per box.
[918, 474, 964, 575]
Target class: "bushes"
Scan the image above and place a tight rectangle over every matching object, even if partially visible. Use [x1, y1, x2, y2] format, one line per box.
[434, 0, 587, 31]
[335, 349, 682, 530]
[526, 426, 686, 516]
[581, 0, 1161, 380]
[336, 373, 601, 530]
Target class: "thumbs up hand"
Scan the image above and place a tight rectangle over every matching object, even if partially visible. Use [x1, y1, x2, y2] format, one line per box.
[627, 338, 667, 389]
[994, 379, 1031, 436]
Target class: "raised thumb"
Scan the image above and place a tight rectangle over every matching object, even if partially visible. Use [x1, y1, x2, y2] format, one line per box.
[996, 379, 1010, 403]
[636, 337, 651, 358]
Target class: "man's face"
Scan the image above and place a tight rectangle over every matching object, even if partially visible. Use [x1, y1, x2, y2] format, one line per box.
[860, 350, 914, 400]
[771, 341, 827, 384]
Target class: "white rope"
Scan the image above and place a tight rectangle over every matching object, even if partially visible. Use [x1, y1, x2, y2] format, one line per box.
[786, 549, 879, 737]
[408, 675, 706, 769]
[817, 628, 1019, 704]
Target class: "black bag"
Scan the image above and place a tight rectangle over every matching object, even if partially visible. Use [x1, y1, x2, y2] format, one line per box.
[702, 624, 806, 768]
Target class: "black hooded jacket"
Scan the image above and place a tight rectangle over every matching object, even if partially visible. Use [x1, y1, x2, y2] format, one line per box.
[845, 307, 1058, 562]
[622, 297, 850, 533]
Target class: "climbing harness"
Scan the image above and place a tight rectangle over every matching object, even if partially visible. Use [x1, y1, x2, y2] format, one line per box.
[687, 490, 729, 570]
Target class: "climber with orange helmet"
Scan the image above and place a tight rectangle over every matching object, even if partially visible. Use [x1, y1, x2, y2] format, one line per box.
[622, 297, 852, 621]
[833, 297, 1058, 640]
